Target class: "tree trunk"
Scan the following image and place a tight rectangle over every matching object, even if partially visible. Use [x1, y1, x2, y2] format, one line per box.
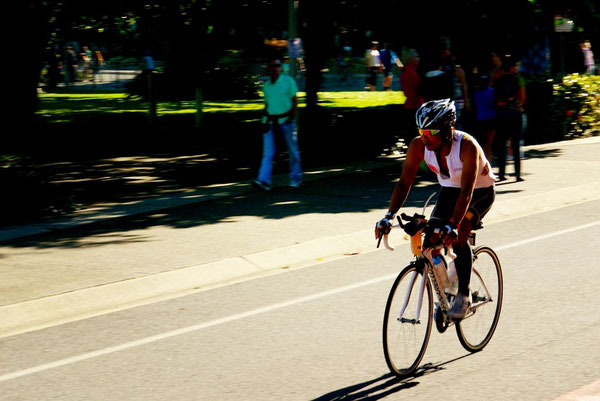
[298, 1, 334, 109]
[18, 2, 49, 127]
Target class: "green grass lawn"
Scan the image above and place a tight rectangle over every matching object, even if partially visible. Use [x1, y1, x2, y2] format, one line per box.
[37, 91, 407, 122]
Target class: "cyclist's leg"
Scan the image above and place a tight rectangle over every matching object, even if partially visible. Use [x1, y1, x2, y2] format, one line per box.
[455, 186, 496, 294]
[431, 186, 494, 293]
[431, 188, 470, 294]
[430, 187, 459, 222]
[466, 186, 496, 229]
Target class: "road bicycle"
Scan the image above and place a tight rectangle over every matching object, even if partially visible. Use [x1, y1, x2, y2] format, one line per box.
[378, 194, 503, 378]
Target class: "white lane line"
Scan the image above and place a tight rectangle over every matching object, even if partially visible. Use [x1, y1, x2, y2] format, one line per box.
[2, 220, 600, 382]
[494, 220, 600, 252]
[0, 275, 398, 383]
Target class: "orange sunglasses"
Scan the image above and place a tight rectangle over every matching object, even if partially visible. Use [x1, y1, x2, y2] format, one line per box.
[418, 129, 441, 138]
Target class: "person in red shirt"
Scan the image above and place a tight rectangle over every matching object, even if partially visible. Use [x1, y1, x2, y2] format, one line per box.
[401, 49, 423, 110]
[400, 49, 424, 143]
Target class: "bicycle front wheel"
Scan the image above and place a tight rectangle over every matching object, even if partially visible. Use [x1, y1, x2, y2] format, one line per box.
[383, 263, 433, 377]
[456, 246, 503, 352]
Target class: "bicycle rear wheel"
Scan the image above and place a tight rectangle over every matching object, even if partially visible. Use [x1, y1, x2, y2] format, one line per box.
[383, 263, 433, 377]
[456, 246, 503, 352]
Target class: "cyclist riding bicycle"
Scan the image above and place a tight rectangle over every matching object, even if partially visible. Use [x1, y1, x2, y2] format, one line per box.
[375, 98, 496, 320]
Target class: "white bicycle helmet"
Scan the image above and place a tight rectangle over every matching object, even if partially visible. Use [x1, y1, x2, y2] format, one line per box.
[415, 98, 457, 130]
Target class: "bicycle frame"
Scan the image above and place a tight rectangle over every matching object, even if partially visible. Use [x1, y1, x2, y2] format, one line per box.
[382, 192, 496, 325]
[387, 228, 497, 326]
[423, 248, 453, 314]
[396, 246, 451, 325]
[469, 256, 495, 310]
[396, 260, 427, 324]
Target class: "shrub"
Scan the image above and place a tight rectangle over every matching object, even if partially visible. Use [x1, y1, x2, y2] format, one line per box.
[525, 74, 600, 144]
[105, 56, 124, 68]
[554, 74, 600, 138]
[124, 50, 261, 101]
[202, 50, 261, 101]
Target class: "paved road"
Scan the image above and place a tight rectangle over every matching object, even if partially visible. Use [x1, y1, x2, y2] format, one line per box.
[1, 201, 599, 400]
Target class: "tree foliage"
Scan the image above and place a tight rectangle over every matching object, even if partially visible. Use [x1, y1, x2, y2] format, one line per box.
[21, 0, 600, 120]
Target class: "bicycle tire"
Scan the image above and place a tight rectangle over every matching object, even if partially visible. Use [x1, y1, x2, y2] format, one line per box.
[455, 246, 503, 352]
[383, 263, 433, 377]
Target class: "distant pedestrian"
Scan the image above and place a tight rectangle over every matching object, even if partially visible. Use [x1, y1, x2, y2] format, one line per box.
[473, 74, 496, 161]
[253, 59, 302, 191]
[581, 40, 596, 75]
[81, 46, 93, 81]
[339, 40, 353, 81]
[64, 45, 78, 87]
[142, 50, 155, 75]
[400, 49, 423, 110]
[493, 55, 526, 182]
[379, 43, 403, 91]
[91, 49, 104, 83]
[365, 41, 382, 91]
[399, 49, 423, 142]
[46, 51, 61, 90]
[441, 38, 469, 127]
[488, 51, 503, 85]
[420, 37, 469, 128]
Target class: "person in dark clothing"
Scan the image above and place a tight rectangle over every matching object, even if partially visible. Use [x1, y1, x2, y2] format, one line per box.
[380, 43, 402, 91]
[420, 37, 469, 128]
[493, 55, 526, 182]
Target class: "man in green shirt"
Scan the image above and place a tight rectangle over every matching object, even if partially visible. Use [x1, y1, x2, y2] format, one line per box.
[253, 59, 302, 191]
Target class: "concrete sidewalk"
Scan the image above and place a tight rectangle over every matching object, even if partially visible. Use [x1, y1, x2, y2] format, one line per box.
[1, 136, 599, 338]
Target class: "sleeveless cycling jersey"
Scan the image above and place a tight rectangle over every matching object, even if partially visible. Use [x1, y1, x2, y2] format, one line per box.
[424, 131, 496, 188]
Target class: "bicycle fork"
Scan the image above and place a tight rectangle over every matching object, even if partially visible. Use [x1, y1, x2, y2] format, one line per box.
[397, 262, 429, 325]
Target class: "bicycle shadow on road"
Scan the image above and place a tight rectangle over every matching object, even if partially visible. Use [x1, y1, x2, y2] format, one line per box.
[312, 354, 471, 400]
[311, 373, 417, 401]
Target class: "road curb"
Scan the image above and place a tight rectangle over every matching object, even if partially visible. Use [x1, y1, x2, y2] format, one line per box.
[1, 178, 599, 338]
[0, 257, 262, 338]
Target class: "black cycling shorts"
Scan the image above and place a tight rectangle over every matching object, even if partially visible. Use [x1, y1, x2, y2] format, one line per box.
[431, 185, 495, 226]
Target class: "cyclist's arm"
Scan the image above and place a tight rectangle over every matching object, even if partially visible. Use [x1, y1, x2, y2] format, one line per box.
[387, 137, 424, 216]
[452, 137, 478, 225]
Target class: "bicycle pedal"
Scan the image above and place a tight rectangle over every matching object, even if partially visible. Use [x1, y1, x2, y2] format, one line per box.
[434, 305, 449, 333]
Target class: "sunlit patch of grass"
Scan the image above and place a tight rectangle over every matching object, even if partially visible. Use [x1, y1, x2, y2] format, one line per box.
[317, 91, 406, 108]
[36, 91, 406, 120]
[38, 93, 128, 100]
